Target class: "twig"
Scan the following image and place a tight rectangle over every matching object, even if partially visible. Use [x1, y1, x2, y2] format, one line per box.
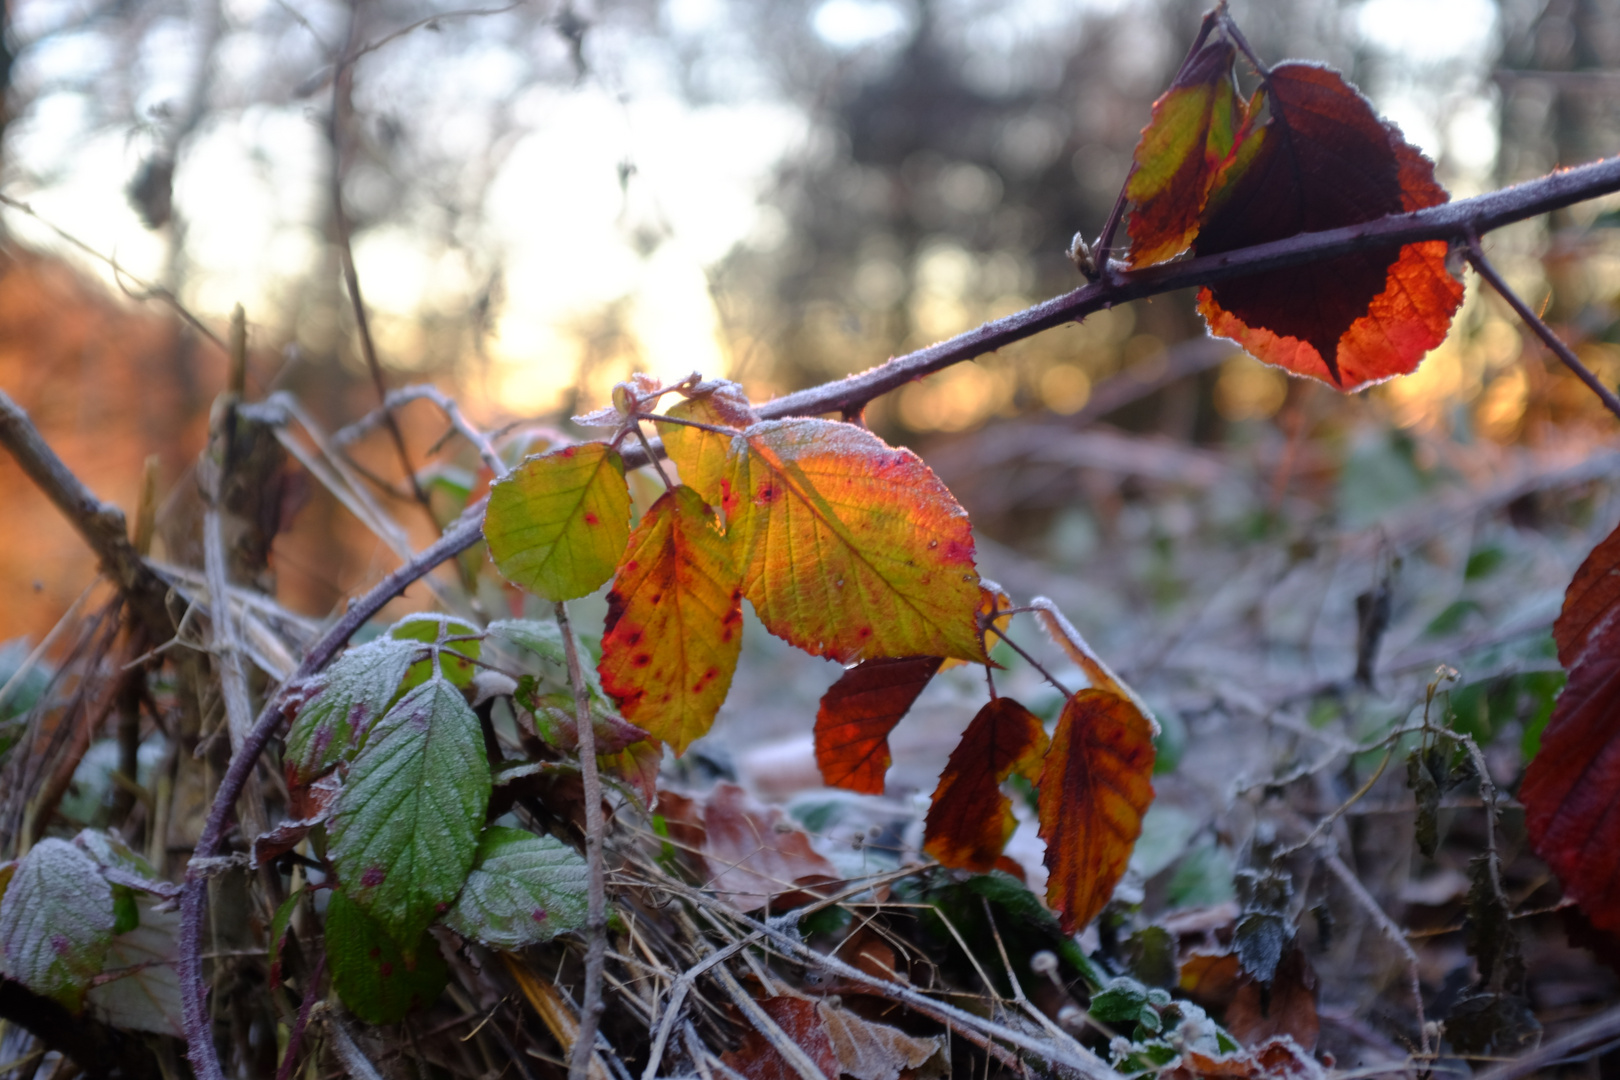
[1465, 235, 1620, 422]
[0, 392, 172, 641]
[0, 980, 161, 1080]
[982, 624, 1071, 698]
[1323, 852, 1430, 1057]
[556, 600, 610, 1080]
[710, 963, 831, 1080]
[1470, 1003, 1620, 1080]
[332, 385, 508, 477]
[329, 1012, 386, 1080]
[274, 953, 327, 1080]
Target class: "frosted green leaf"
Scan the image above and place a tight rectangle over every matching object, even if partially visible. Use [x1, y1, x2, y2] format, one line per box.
[443, 827, 588, 949]
[0, 838, 115, 1010]
[283, 637, 419, 785]
[328, 676, 491, 946]
[485, 443, 632, 601]
[487, 619, 623, 742]
[389, 613, 482, 691]
[87, 895, 183, 1036]
[327, 890, 448, 1025]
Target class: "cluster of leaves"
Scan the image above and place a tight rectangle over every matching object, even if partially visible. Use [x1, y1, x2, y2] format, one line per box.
[1121, 7, 1465, 390]
[0, 830, 184, 1035]
[484, 373, 1160, 936]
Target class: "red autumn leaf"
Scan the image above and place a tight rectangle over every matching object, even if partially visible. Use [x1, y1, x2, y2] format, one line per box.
[1182, 947, 1319, 1052]
[598, 485, 744, 755]
[1553, 521, 1620, 667]
[1037, 689, 1156, 934]
[666, 783, 839, 912]
[1520, 588, 1620, 934]
[814, 656, 944, 794]
[1193, 63, 1463, 390]
[1126, 35, 1246, 267]
[720, 997, 839, 1080]
[1170, 1037, 1322, 1080]
[923, 697, 1048, 872]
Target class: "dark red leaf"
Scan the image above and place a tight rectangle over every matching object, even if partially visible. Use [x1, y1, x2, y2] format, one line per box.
[664, 784, 839, 912]
[923, 698, 1048, 872]
[814, 656, 944, 794]
[1554, 522, 1620, 667]
[720, 997, 839, 1080]
[1521, 610, 1620, 934]
[1194, 64, 1463, 390]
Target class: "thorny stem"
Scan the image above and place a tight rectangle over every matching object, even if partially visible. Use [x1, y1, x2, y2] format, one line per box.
[555, 600, 609, 1080]
[982, 623, 1072, 698]
[633, 423, 675, 490]
[1218, 6, 1272, 80]
[273, 952, 327, 1080]
[1466, 235, 1620, 423]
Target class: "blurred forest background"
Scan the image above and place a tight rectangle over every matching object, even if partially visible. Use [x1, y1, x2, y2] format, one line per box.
[5, 0, 1620, 1068]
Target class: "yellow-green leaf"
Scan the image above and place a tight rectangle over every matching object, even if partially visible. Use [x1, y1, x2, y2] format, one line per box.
[1125, 37, 1244, 268]
[598, 486, 743, 755]
[723, 418, 984, 664]
[660, 380, 757, 508]
[485, 444, 632, 601]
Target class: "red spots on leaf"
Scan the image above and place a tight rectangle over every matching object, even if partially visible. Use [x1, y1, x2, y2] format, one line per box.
[50, 934, 69, 956]
[435, 901, 449, 914]
[379, 961, 394, 977]
[559, 445, 578, 459]
[361, 865, 386, 888]
[631, 653, 651, 668]
[584, 511, 600, 526]
[369, 947, 382, 959]
[532, 908, 549, 922]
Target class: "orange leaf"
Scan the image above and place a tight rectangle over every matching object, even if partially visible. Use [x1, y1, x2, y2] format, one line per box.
[1171, 1038, 1322, 1080]
[1193, 64, 1463, 390]
[1126, 37, 1245, 267]
[660, 379, 757, 508]
[598, 486, 743, 755]
[924, 697, 1048, 872]
[720, 997, 839, 1080]
[815, 656, 944, 794]
[723, 419, 985, 664]
[1037, 689, 1156, 934]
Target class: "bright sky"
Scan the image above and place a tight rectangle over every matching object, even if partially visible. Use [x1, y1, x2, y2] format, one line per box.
[1, 0, 1502, 417]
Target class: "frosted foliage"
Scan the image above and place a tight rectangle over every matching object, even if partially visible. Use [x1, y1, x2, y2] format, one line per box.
[87, 896, 183, 1035]
[0, 838, 115, 1010]
[443, 827, 588, 948]
[283, 637, 419, 784]
[328, 677, 491, 942]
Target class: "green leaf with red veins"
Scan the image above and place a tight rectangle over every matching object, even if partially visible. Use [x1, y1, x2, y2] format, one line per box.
[485, 443, 632, 601]
[328, 676, 491, 948]
[327, 890, 449, 1025]
[599, 485, 743, 755]
[722, 419, 985, 664]
[283, 636, 418, 786]
[0, 838, 115, 1010]
[443, 827, 589, 949]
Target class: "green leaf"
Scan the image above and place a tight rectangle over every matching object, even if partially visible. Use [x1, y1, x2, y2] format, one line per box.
[443, 827, 589, 949]
[283, 637, 419, 785]
[389, 613, 482, 691]
[0, 838, 115, 1010]
[329, 677, 491, 945]
[327, 891, 449, 1025]
[268, 886, 304, 989]
[485, 444, 632, 601]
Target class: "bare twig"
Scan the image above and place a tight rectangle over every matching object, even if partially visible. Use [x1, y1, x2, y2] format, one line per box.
[1471, 1004, 1620, 1080]
[556, 600, 610, 1080]
[1465, 235, 1620, 422]
[329, 1012, 386, 1080]
[274, 953, 327, 1080]
[1323, 852, 1430, 1057]
[332, 385, 507, 477]
[0, 392, 172, 641]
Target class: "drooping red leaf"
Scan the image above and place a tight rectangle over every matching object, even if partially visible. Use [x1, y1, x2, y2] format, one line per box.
[1193, 64, 1463, 390]
[663, 783, 839, 912]
[1553, 521, 1620, 667]
[598, 485, 744, 755]
[1521, 603, 1620, 933]
[814, 656, 944, 794]
[1037, 689, 1156, 934]
[720, 997, 839, 1080]
[923, 697, 1048, 872]
[1126, 36, 1246, 267]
